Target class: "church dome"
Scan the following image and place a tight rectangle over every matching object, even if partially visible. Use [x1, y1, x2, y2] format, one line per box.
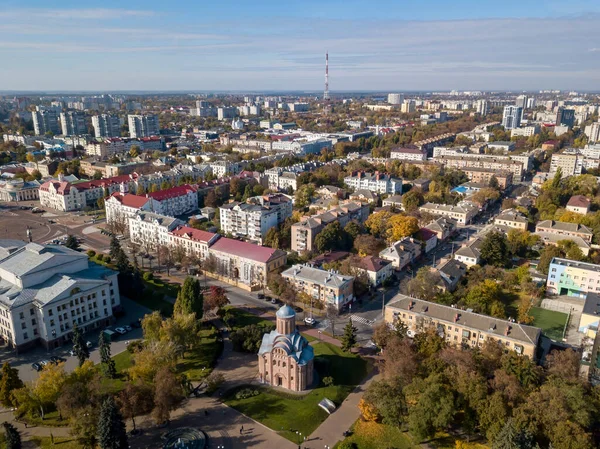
[276, 304, 296, 318]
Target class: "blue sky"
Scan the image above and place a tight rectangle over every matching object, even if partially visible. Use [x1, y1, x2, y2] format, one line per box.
[2, 1, 600, 91]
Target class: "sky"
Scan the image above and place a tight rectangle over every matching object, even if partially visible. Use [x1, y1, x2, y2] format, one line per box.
[2, 0, 600, 92]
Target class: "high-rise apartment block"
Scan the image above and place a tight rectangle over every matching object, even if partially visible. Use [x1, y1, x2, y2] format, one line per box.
[127, 114, 159, 138]
[502, 105, 522, 129]
[217, 107, 237, 120]
[401, 100, 416, 113]
[60, 111, 87, 136]
[475, 99, 488, 115]
[32, 108, 60, 136]
[388, 93, 403, 105]
[92, 114, 121, 138]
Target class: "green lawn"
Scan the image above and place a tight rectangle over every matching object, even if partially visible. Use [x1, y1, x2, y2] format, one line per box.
[530, 307, 569, 340]
[334, 420, 417, 449]
[113, 349, 133, 373]
[22, 410, 69, 428]
[176, 327, 223, 381]
[30, 436, 84, 449]
[223, 306, 274, 330]
[224, 342, 368, 443]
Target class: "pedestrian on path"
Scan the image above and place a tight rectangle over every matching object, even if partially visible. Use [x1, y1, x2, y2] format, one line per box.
[240, 425, 244, 434]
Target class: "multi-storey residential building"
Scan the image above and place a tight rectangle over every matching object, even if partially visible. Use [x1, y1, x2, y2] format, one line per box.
[217, 107, 237, 120]
[546, 258, 600, 297]
[0, 179, 40, 202]
[291, 202, 370, 252]
[105, 193, 154, 231]
[494, 209, 528, 230]
[356, 256, 393, 287]
[128, 212, 184, 249]
[60, 111, 87, 136]
[460, 168, 513, 189]
[282, 264, 354, 309]
[566, 195, 591, 214]
[379, 237, 422, 269]
[502, 105, 522, 129]
[549, 153, 583, 176]
[385, 295, 541, 358]
[32, 109, 60, 136]
[433, 155, 526, 181]
[535, 220, 593, 243]
[584, 122, 600, 143]
[390, 147, 427, 161]
[388, 93, 403, 105]
[169, 226, 219, 261]
[146, 184, 199, 216]
[209, 161, 241, 177]
[475, 99, 488, 115]
[209, 237, 287, 286]
[219, 194, 292, 244]
[128, 114, 159, 138]
[343, 171, 403, 195]
[92, 114, 121, 138]
[0, 241, 121, 352]
[419, 201, 479, 225]
[511, 125, 540, 138]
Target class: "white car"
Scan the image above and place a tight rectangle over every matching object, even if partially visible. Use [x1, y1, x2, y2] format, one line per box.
[86, 341, 93, 348]
[124, 325, 132, 332]
[115, 327, 127, 335]
[304, 317, 316, 326]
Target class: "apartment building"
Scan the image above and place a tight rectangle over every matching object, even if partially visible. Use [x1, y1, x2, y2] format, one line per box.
[147, 184, 198, 216]
[60, 111, 87, 136]
[281, 264, 354, 309]
[105, 193, 154, 231]
[419, 201, 479, 225]
[549, 153, 583, 176]
[32, 109, 60, 136]
[502, 105, 523, 129]
[433, 155, 526, 181]
[291, 202, 370, 252]
[209, 161, 241, 177]
[546, 258, 600, 297]
[128, 212, 184, 249]
[385, 295, 541, 358]
[92, 114, 121, 138]
[424, 217, 458, 241]
[494, 209, 528, 231]
[0, 241, 121, 352]
[343, 171, 403, 195]
[219, 194, 292, 244]
[460, 168, 513, 189]
[356, 256, 393, 287]
[511, 125, 540, 138]
[128, 114, 159, 138]
[169, 226, 219, 261]
[390, 146, 428, 161]
[535, 221, 593, 243]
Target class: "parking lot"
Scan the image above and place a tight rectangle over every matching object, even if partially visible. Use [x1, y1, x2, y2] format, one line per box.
[0, 297, 151, 382]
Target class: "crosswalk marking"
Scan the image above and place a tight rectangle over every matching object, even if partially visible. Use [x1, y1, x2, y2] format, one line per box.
[349, 315, 374, 326]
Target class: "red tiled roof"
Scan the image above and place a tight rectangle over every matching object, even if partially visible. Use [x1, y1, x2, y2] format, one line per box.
[567, 195, 591, 208]
[417, 228, 437, 241]
[40, 180, 71, 194]
[171, 226, 217, 243]
[358, 256, 391, 272]
[75, 174, 138, 191]
[109, 192, 149, 209]
[209, 237, 285, 263]
[147, 184, 197, 201]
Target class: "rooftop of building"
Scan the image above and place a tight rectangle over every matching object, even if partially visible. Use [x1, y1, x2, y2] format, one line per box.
[209, 237, 286, 264]
[567, 195, 591, 208]
[171, 226, 218, 244]
[357, 256, 391, 273]
[108, 192, 149, 209]
[550, 257, 600, 272]
[146, 184, 197, 201]
[535, 220, 593, 235]
[387, 295, 541, 345]
[495, 209, 528, 223]
[281, 264, 354, 288]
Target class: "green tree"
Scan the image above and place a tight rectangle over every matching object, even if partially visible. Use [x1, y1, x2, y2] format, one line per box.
[344, 220, 363, 240]
[464, 279, 503, 316]
[99, 332, 116, 379]
[538, 245, 564, 274]
[2, 422, 21, 449]
[263, 227, 280, 249]
[65, 235, 80, 251]
[402, 189, 424, 212]
[363, 378, 406, 427]
[492, 419, 538, 449]
[480, 231, 510, 267]
[407, 267, 442, 301]
[341, 318, 357, 352]
[0, 362, 23, 408]
[173, 277, 204, 319]
[98, 396, 128, 449]
[314, 221, 351, 253]
[72, 324, 90, 366]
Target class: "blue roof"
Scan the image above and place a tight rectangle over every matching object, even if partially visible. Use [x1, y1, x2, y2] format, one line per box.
[276, 304, 296, 318]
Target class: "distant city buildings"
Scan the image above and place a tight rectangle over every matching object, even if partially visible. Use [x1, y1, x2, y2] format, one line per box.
[502, 105, 522, 130]
[343, 171, 403, 195]
[127, 114, 159, 138]
[475, 99, 488, 115]
[92, 114, 121, 138]
[387, 93, 403, 105]
[60, 111, 87, 136]
[32, 108, 60, 136]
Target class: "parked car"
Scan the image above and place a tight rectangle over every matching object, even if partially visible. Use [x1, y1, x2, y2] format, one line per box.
[271, 298, 278, 304]
[86, 341, 93, 348]
[115, 327, 127, 335]
[50, 356, 66, 364]
[39, 360, 50, 367]
[31, 362, 42, 372]
[257, 293, 265, 299]
[304, 317, 316, 326]
[124, 325, 132, 332]
[265, 295, 272, 301]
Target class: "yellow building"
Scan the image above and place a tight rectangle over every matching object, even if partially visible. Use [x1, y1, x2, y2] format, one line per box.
[385, 295, 541, 359]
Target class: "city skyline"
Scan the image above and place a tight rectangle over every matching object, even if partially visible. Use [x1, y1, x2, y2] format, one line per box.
[2, 0, 600, 91]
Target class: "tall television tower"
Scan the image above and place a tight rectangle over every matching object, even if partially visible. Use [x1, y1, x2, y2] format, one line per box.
[324, 52, 330, 100]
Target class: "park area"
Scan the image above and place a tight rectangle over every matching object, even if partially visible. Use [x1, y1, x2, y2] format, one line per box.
[224, 341, 368, 443]
[530, 306, 569, 340]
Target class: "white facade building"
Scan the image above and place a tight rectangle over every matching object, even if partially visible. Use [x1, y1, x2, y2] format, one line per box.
[502, 105, 522, 129]
[60, 111, 87, 136]
[92, 114, 121, 138]
[128, 114, 159, 138]
[388, 93, 403, 105]
[128, 212, 184, 248]
[343, 171, 403, 194]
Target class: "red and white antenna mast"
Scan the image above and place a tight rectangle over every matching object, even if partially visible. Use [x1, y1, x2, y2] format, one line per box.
[324, 51, 330, 100]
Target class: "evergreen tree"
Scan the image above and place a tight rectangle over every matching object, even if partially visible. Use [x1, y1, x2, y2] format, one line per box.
[65, 235, 80, 251]
[492, 419, 539, 449]
[341, 318, 357, 352]
[480, 231, 510, 267]
[0, 362, 24, 408]
[174, 277, 204, 319]
[2, 422, 21, 449]
[99, 332, 116, 379]
[98, 397, 128, 449]
[71, 324, 90, 367]
[109, 235, 121, 260]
